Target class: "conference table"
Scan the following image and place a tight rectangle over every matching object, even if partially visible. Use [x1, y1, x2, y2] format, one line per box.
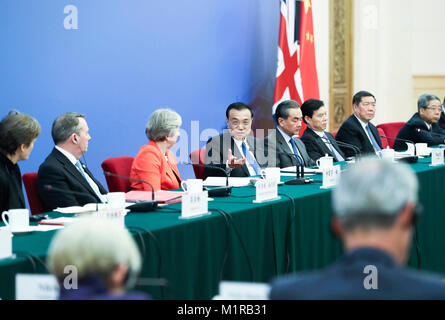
[1, 158, 445, 300]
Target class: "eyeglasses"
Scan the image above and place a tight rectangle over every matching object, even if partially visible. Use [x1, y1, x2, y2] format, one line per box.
[228, 119, 251, 127]
[425, 106, 442, 112]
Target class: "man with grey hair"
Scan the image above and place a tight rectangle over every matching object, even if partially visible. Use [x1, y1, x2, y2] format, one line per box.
[270, 157, 445, 299]
[394, 94, 445, 151]
[37, 112, 107, 211]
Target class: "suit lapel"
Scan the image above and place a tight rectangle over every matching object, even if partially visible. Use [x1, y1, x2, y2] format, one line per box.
[52, 149, 98, 198]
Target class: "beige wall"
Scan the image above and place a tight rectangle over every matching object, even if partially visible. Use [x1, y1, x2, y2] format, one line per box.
[313, 0, 445, 129]
[353, 0, 445, 126]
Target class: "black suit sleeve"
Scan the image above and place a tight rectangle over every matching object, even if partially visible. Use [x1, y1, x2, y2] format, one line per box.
[336, 124, 363, 158]
[37, 163, 82, 210]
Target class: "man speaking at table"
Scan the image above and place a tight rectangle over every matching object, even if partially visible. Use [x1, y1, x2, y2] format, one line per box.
[204, 102, 267, 177]
[37, 112, 107, 211]
[394, 94, 445, 151]
[335, 91, 382, 157]
[270, 157, 445, 299]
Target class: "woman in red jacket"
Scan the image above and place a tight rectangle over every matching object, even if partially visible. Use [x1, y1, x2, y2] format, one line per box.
[130, 109, 182, 191]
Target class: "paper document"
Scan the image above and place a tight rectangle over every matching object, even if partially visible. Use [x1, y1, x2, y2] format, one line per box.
[54, 203, 107, 214]
[204, 177, 253, 187]
[38, 217, 76, 226]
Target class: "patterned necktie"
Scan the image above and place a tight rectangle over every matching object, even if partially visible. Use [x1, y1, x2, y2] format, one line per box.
[366, 124, 382, 152]
[241, 142, 261, 175]
[289, 138, 304, 166]
[75, 161, 106, 203]
[323, 133, 345, 162]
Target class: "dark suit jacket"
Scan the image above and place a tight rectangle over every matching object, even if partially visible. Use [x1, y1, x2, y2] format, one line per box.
[264, 129, 315, 168]
[204, 132, 267, 178]
[438, 111, 445, 131]
[270, 247, 445, 300]
[394, 113, 445, 151]
[37, 148, 107, 211]
[300, 128, 345, 162]
[59, 276, 150, 300]
[0, 153, 25, 213]
[336, 115, 382, 158]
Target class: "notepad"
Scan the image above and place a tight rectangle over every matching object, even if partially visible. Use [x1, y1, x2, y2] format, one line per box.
[125, 190, 183, 203]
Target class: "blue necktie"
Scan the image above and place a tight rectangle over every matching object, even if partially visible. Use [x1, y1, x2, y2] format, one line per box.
[366, 124, 382, 152]
[241, 142, 261, 175]
[289, 138, 304, 166]
[75, 161, 105, 203]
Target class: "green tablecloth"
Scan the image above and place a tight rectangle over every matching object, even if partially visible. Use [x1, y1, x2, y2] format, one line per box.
[1, 158, 444, 299]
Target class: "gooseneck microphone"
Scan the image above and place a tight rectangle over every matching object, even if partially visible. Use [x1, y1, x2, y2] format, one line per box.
[182, 162, 232, 197]
[416, 128, 445, 139]
[325, 138, 360, 158]
[43, 184, 100, 211]
[379, 135, 418, 163]
[276, 151, 313, 185]
[103, 172, 158, 212]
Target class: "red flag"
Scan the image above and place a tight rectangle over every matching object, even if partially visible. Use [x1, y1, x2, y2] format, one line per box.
[273, 0, 319, 136]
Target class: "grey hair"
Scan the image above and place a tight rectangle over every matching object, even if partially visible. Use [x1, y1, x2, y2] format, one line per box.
[145, 108, 182, 141]
[332, 157, 418, 231]
[417, 94, 441, 112]
[47, 216, 141, 288]
[51, 112, 85, 145]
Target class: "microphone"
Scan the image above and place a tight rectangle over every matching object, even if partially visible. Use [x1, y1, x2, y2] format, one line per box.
[103, 172, 158, 212]
[182, 162, 232, 197]
[43, 184, 100, 211]
[327, 139, 360, 158]
[276, 151, 313, 185]
[416, 128, 445, 139]
[379, 135, 418, 163]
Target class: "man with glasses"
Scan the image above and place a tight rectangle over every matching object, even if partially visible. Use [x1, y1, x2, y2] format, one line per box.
[394, 94, 445, 151]
[336, 91, 383, 158]
[204, 102, 266, 177]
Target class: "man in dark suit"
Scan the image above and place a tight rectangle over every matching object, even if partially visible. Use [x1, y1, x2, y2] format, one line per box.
[37, 112, 107, 211]
[395, 94, 445, 151]
[300, 99, 345, 162]
[270, 157, 445, 299]
[264, 100, 315, 168]
[204, 102, 267, 177]
[336, 91, 383, 158]
[438, 96, 445, 131]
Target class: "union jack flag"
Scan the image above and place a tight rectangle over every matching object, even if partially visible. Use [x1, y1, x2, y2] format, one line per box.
[273, 0, 319, 134]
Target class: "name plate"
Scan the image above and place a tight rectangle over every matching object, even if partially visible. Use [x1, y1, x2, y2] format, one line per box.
[181, 191, 209, 219]
[253, 178, 279, 203]
[321, 165, 341, 189]
[431, 148, 444, 166]
[94, 206, 126, 227]
[16, 274, 59, 300]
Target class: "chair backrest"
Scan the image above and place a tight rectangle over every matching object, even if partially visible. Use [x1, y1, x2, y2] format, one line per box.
[376, 122, 405, 149]
[101, 156, 135, 192]
[189, 148, 206, 180]
[377, 127, 389, 149]
[331, 132, 337, 139]
[22, 172, 45, 215]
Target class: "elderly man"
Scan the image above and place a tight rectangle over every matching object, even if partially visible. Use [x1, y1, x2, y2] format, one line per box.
[300, 99, 345, 162]
[204, 102, 267, 177]
[270, 157, 445, 299]
[394, 94, 445, 151]
[264, 100, 315, 168]
[37, 112, 107, 210]
[336, 91, 383, 158]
